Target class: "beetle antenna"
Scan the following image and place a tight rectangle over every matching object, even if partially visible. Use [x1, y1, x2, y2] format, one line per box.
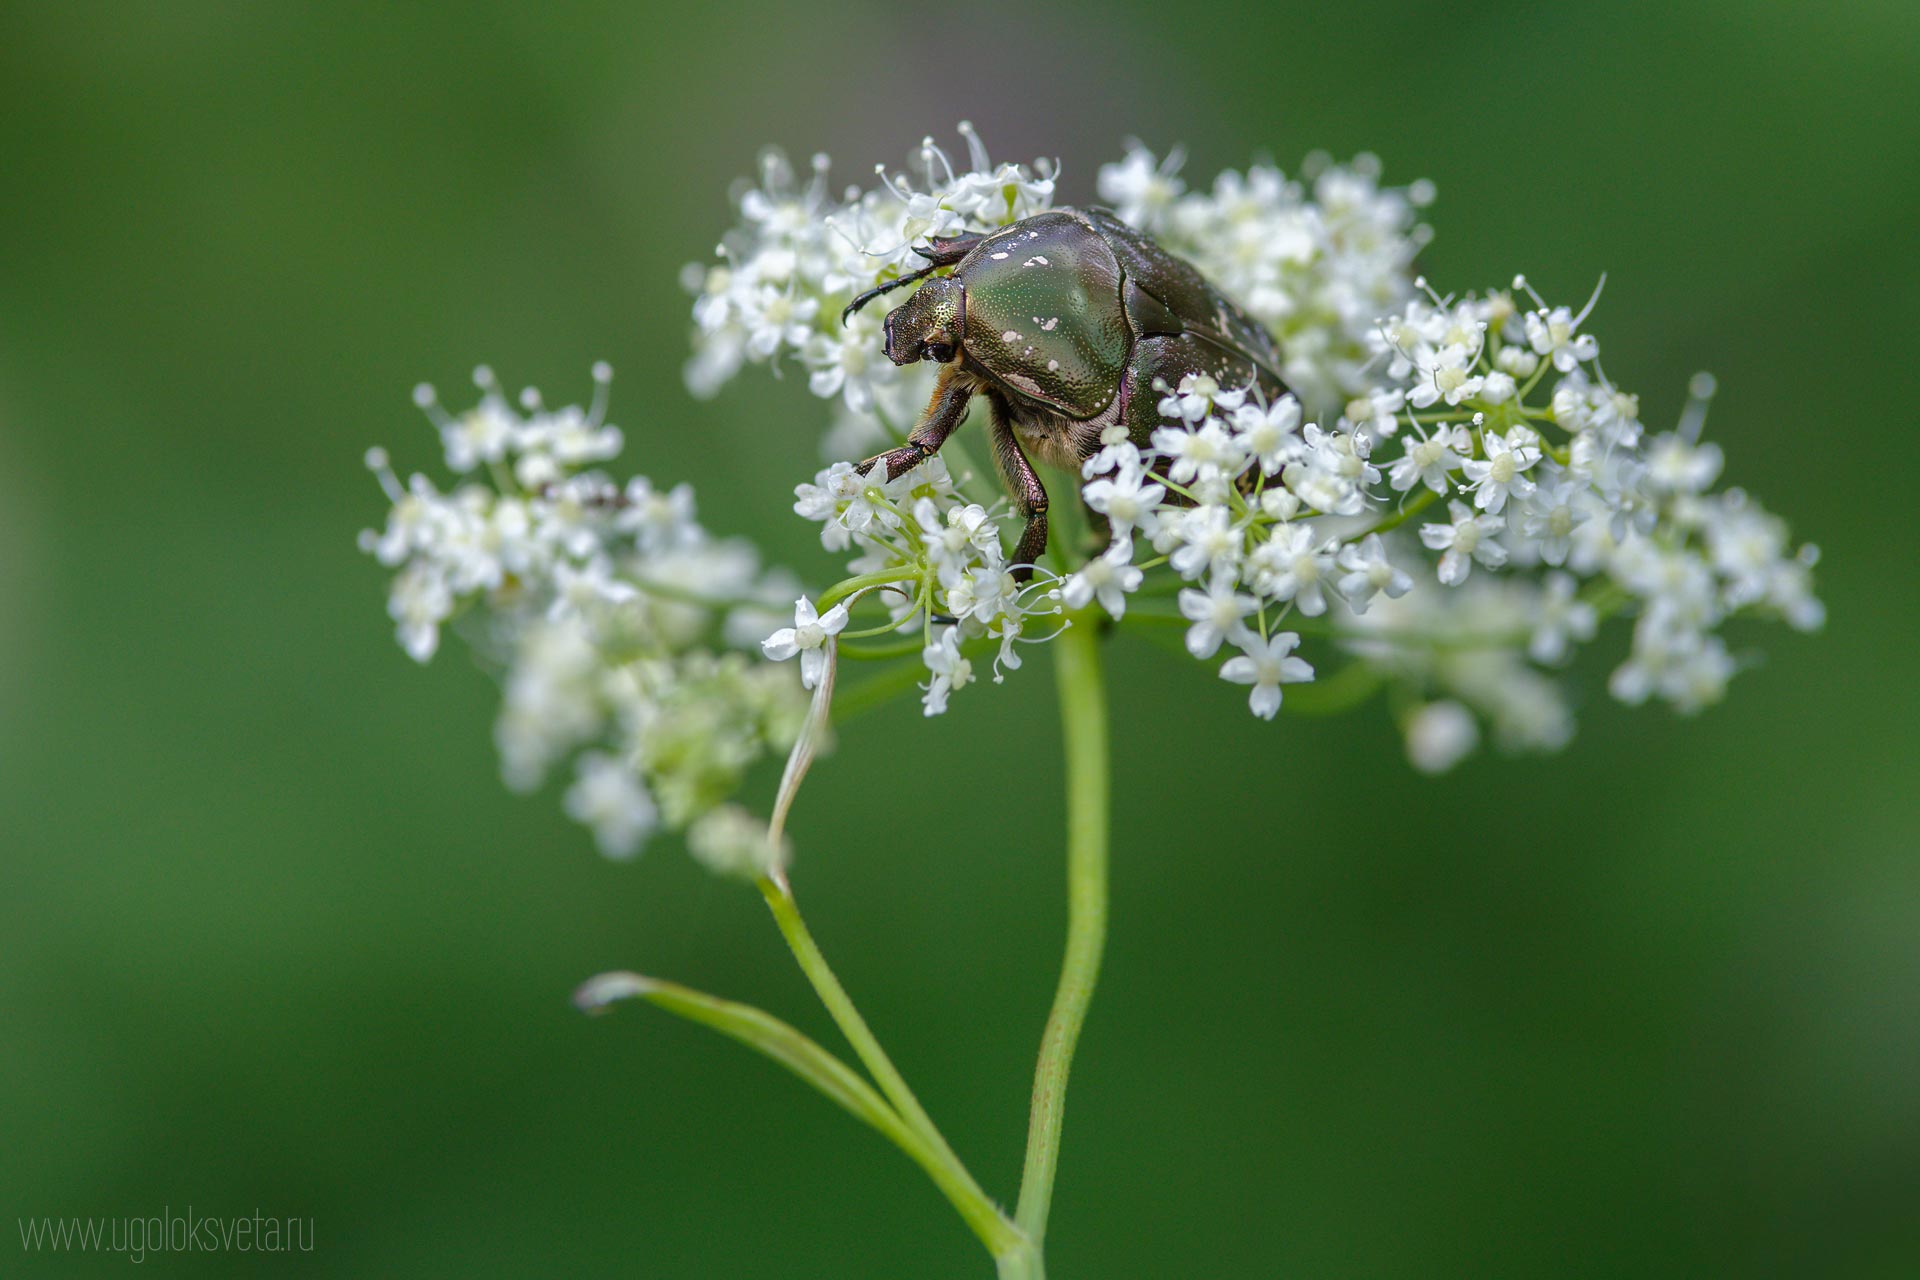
[840, 262, 942, 325]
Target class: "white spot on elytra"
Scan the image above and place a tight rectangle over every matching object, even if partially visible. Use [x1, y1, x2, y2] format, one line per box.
[1047, 359, 1060, 371]
[990, 251, 1009, 260]
[1002, 330, 1021, 342]
[1039, 316, 1059, 331]
[1022, 255, 1050, 268]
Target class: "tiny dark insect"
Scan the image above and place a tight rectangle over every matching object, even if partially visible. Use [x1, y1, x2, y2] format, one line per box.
[843, 207, 1289, 579]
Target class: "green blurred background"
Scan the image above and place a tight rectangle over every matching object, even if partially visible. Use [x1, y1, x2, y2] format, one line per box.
[3, 2, 1915, 1275]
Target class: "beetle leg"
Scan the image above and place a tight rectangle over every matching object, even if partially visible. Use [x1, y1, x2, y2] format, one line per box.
[861, 366, 973, 481]
[1080, 500, 1113, 554]
[985, 393, 1049, 581]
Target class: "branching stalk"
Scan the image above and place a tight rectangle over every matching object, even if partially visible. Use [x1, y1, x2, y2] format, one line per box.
[757, 877, 1023, 1259]
[1011, 612, 1111, 1264]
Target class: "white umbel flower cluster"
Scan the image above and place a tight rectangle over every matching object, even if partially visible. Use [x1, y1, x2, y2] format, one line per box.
[1071, 276, 1823, 762]
[1097, 143, 1432, 408]
[691, 129, 1822, 771]
[684, 124, 1056, 459]
[360, 366, 807, 864]
[786, 455, 1062, 716]
[685, 128, 1424, 458]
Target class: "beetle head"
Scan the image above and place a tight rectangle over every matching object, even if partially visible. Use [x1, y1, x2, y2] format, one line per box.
[883, 276, 965, 366]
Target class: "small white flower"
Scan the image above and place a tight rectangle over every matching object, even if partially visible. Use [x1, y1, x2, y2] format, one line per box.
[921, 627, 973, 716]
[1420, 500, 1508, 585]
[1061, 543, 1144, 619]
[1643, 432, 1725, 494]
[1229, 394, 1304, 474]
[525, 403, 624, 468]
[388, 562, 453, 662]
[617, 477, 700, 554]
[1515, 474, 1601, 567]
[1219, 631, 1314, 720]
[1167, 504, 1245, 581]
[1494, 343, 1538, 378]
[1389, 422, 1471, 495]
[548, 555, 640, 622]
[687, 805, 786, 880]
[1335, 534, 1413, 615]
[793, 461, 868, 550]
[1404, 701, 1479, 773]
[1343, 387, 1406, 445]
[1246, 522, 1338, 616]
[1097, 144, 1186, 229]
[441, 401, 516, 472]
[1609, 625, 1734, 713]
[742, 285, 819, 360]
[1525, 305, 1599, 372]
[564, 752, 658, 861]
[1150, 417, 1245, 484]
[1157, 372, 1224, 425]
[1081, 424, 1140, 479]
[1529, 572, 1598, 664]
[1284, 424, 1377, 516]
[1407, 342, 1485, 409]
[1081, 462, 1165, 547]
[916, 498, 1001, 585]
[1460, 426, 1542, 513]
[1476, 371, 1517, 404]
[946, 564, 1018, 623]
[1177, 576, 1257, 658]
[761, 595, 849, 689]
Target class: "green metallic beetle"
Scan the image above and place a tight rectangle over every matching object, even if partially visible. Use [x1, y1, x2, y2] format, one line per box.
[843, 207, 1289, 578]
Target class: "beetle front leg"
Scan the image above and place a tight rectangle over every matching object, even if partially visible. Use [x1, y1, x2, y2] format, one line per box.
[861, 367, 973, 481]
[985, 393, 1049, 581]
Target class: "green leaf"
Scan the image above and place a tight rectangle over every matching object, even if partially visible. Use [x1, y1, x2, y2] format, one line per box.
[575, 971, 907, 1143]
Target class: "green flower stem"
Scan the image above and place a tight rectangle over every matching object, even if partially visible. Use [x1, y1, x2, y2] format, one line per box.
[1274, 659, 1385, 715]
[833, 633, 1001, 717]
[1011, 611, 1111, 1264]
[830, 655, 931, 718]
[1362, 487, 1439, 535]
[818, 568, 923, 611]
[757, 877, 1024, 1260]
[625, 576, 761, 611]
[837, 635, 928, 662]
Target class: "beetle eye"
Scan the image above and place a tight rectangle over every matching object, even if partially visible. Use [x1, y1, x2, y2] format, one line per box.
[924, 342, 954, 364]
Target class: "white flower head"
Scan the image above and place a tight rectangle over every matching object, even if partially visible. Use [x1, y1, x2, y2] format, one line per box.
[1336, 534, 1413, 615]
[1388, 421, 1471, 495]
[1177, 576, 1258, 659]
[1460, 425, 1542, 514]
[1219, 631, 1315, 720]
[1421, 500, 1509, 585]
[761, 596, 849, 689]
[687, 805, 788, 881]
[921, 627, 974, 716]
[1062, 543, 1144, 619]
[1404, 701, 1480, 773]
[564, 753, 658, 861]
